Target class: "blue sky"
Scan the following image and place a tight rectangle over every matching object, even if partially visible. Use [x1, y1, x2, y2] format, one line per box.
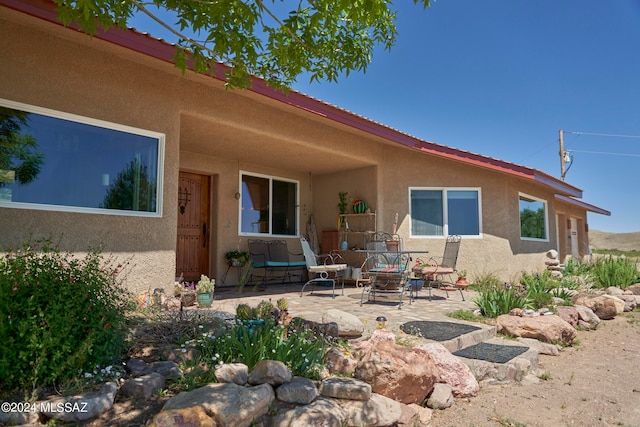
[131, 1, 640, 233]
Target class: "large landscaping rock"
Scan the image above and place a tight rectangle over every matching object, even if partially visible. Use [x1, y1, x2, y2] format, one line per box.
[496, 314, 576, 345]
[575, 305, 601, 329]
[271, 397, 347, 426]
[148, 406, 215, 427]
[354, 338, 438, 404]
[322, 308, 365, 337]
[417, 342, 479, 397]
[325, 347, 358, 376]
[555, 306, 579, 328]
[40, 381, 118, 423]
[572, 294, 618, 320]
[247, 360, 292, 386]
[163, 382, 274, 427]
[626, 283, 640, 295]
[277, 376, 318, 404]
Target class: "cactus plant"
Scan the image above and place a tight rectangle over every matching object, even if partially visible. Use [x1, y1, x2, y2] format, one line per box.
[276, 298, 289, 311]
[235, 303, 254, 320]
[256, 300, 275, 319]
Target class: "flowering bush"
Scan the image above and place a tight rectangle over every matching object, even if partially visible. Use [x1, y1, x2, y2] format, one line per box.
[0, 239, 134, 395]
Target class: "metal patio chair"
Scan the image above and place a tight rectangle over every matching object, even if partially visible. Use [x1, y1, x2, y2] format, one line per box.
[413, 235, 464, 300]
[299, 236, 347, 298]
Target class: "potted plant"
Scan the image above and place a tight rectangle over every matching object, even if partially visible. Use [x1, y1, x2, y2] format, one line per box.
[337, 191, 350, 232]
[196, 274, 215, 307]
[456, 270, 469, 289]
[386, 212, 400, 251]
[225, 250, 250, 267]
[337, 191, 349, 215]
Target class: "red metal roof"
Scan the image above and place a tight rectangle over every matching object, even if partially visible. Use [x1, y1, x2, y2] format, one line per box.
[3, 0, 589, 200]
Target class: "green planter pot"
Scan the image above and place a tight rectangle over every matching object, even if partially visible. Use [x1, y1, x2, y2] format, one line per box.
[197, 292, 214, 308]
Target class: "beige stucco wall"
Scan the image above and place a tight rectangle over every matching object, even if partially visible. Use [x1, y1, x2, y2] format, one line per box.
[1, 8, 183, 294]
[1, 6, 591, 293]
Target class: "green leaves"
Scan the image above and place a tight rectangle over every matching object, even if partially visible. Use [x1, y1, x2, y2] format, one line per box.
[0, 239, 134, 394]
[591, 255, 639, 289]
[198, 318, 330, 378]
[53, 0, 431, 89]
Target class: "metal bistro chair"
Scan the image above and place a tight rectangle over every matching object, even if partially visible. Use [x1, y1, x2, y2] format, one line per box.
[413, 235, 463, 300]
[299, 236, 347, 298]
[359, 232, 412, 309]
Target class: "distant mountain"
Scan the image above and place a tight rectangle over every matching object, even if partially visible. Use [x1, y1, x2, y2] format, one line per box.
[589, 230, 640, 251]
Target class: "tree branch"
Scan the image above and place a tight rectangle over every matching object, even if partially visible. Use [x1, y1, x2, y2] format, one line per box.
[128, 0, 237, 66]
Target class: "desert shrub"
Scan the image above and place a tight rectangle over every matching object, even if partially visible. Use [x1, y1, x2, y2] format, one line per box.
[563, 257, 592, 277]
[0, 239, 134, 395]
[551, 288, 575, 306]
[590, 255, 638, 289]
[473, 282, 530, 318]
[519, 270, 555, 309]
[471, 271, 504, 292]
[556, 275, 582, 291]
[197, 318, 330, 379]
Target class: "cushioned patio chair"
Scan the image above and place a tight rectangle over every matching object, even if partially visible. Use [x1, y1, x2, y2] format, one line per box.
[413, 235, 464, 300]
[299, 236, 347, 298]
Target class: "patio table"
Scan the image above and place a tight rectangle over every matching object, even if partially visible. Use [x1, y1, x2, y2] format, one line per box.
[355, 250, 429, 310]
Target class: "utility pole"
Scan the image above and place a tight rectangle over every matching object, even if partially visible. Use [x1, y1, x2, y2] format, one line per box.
[559, 129, 566, 181]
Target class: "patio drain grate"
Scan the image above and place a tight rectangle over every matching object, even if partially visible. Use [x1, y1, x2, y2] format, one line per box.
[400, 321, 481, 342]
[453, 342, 529, 364]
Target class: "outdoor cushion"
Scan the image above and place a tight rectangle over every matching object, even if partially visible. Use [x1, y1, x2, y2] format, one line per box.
[415, 266, 454, 275]
[309, 264, 347, 274]
[264, 260, 307, 268]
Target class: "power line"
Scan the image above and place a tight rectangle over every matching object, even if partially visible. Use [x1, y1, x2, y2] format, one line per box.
[558, 129, 640, 180]
[565, 131, 640, 139]
[571, 149, 640, 158]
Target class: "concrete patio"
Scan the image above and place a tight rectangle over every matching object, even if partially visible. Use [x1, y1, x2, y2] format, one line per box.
[212, 282, 480, 338]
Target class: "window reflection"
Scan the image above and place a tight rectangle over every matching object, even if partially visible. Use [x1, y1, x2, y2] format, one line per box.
[240, 173, 297, 236]
[519, 195, 547, 240]
[0, 102, 161, 214]
[411, 188, 480, 236]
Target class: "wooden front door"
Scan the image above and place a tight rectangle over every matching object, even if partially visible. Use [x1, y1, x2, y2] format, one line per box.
[176, 172, 210, 282]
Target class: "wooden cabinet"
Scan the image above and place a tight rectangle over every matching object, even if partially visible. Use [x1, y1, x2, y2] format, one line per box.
[321, 230, 339, 253]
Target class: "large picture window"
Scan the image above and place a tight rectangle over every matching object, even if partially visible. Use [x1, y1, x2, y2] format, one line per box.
[0, 100, 164, 216]
[240, 172, 298, 236]
[519, 194, 548, 240]
[410, 188, 481, 237]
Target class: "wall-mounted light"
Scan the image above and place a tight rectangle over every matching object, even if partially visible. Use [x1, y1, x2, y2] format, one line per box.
[178, 186, 191, 214]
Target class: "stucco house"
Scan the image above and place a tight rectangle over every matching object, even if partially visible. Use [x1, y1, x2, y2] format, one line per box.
[0, 0, 609, 294]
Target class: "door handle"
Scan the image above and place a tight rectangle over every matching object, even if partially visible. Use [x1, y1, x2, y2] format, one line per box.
[202, 223, 207, 247]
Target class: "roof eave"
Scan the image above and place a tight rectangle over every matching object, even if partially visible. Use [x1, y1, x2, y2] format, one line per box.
[555, 194, 611, 216]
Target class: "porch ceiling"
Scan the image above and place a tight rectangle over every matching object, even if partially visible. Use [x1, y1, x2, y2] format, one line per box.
[179, 113, 374, 175]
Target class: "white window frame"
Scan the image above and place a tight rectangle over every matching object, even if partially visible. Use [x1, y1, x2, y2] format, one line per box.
[238, 171, 299, 237]
[0, 99, 165, 217]
[409, 187, 483, 238]
[518, 192, 549, 242]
